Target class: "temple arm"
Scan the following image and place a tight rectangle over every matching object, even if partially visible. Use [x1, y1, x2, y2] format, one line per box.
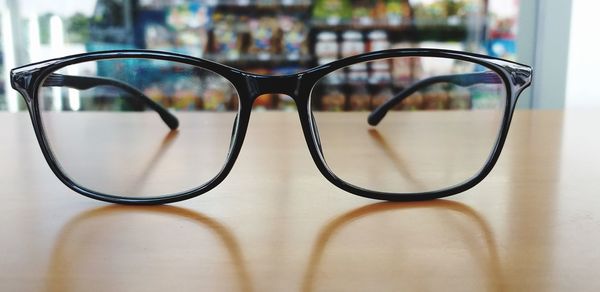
[367, 72, 502, 126]
[43, 73, 179, 130]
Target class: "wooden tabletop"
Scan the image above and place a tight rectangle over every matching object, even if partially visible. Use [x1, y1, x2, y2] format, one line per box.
[1, 110, 599, 292]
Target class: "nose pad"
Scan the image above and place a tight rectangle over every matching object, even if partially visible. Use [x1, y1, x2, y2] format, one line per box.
[311, 114, 324, 155]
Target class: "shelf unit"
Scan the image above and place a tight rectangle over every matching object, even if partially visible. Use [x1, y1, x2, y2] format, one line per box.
[82, 0, 493, 112]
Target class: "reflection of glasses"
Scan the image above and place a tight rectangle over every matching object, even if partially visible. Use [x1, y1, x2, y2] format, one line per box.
[302, 201, 501, 292]
[48, 205, 253, 292]
[10, 49, 532, 204]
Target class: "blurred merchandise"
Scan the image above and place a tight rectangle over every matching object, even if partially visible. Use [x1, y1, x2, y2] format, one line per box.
[385, 0, 407, 25]
[371, 87, 394, 109]
[397, 92, 424, 111]
[165, 2, 212, 57]
[486, 39, 516, 60]
[448, 86, 471, 109]
[367, 30, 389, 52]
[422, 84, 450, 110]
[315, 31, 339, 59]
[471, 85, 503, 109]
[412, 0, 467, 26]
[320, 85, 346, 111]
[144, 24, 172, 50]
[212, 15, 241, 60]
[390, 43, 422, 88]
[0, 0, 521, 112]
[280, 16, 309, 60]
[352, 0, 374, 25]
[369, 60, 392, 85]
[348, 84, 370, 110]
[312, 0, 352, 24]
[485, 0, 518, 60]
[341, 31, 364, 58]
[248, 17, 278, 59]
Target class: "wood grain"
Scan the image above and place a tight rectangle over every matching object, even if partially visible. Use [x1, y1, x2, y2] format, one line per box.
[0, 110, 599, 292]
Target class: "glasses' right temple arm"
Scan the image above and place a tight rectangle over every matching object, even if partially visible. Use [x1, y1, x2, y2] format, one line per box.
[43, 73, 179, 130]
[367, 72, 502, 126]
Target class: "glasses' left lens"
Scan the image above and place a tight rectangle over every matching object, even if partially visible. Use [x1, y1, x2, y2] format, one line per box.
[310, 56, 508, 195]
[37, 58, 240, 198]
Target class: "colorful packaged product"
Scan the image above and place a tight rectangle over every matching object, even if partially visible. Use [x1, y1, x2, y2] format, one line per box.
[212, 15, 241, 60]
[249, 17, 279, 60]
[312, 0, 352, 24]
[280, 16, 308, 60]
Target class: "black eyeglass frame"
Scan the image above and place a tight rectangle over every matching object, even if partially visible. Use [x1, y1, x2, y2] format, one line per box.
[11, 49, 532, 205]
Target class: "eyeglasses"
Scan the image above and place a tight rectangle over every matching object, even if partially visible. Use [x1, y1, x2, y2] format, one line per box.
[10, 49, 532, 205]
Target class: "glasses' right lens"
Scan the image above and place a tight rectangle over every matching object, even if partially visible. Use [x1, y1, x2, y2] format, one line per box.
[310, 56, 507, 194]
[37, 58, 240, 198]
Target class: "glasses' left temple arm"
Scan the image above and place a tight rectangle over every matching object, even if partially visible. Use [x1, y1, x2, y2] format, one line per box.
[367, 72, 502, 126]
[43, 73, 179, 130]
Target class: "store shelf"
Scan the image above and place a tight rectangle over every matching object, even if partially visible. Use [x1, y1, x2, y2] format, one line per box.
[81, 0, 503, 113]
[215, 3, 312, 13]
[310, 20, 412, 31]
[203, 53, 313, 66]
[140, 2, 311, 13]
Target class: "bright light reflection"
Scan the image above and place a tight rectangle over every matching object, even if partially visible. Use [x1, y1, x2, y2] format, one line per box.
[67, 66, 80, 111]
[28, 14, 41, 62]
[50, 15, 64, 111]
[2, 7, 18, 112]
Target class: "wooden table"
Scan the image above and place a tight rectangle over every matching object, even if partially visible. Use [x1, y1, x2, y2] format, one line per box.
[1, 110, 599, 292]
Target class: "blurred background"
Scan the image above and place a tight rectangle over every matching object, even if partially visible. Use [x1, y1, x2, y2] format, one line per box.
[0, 0, 594, 113]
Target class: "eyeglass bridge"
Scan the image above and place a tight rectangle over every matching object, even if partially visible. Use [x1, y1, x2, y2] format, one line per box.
[245, 73, 302, 100]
